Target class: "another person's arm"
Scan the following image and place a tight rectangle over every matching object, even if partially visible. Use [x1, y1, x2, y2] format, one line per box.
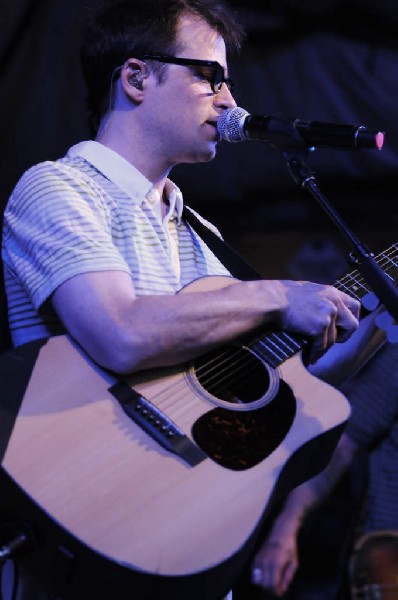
[252, 432, 359, 596]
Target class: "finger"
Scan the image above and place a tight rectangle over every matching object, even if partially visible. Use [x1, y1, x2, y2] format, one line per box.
[330, 287, 360, 316]
[335, 303, 360, 342]
[308, 319, 333, 363]
[343, 294, 361, 320]
[326, 306, 338, 347]
[279, 559, 298, 594]
[319, 293, 360, 346]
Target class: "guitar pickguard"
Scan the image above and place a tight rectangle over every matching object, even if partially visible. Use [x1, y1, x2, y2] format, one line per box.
[192, 379, 296, 470]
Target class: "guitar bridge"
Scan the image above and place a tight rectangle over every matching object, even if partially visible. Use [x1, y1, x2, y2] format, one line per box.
[109, 382, 207, 467]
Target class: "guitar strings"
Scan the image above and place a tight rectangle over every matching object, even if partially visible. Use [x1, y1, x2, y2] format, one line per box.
[188, 244, 398, 397]
[134, 244, 398, 422]
[151, 327, 307, 422]
[146, 345, 268, 419]
[337, 244, 398, 295]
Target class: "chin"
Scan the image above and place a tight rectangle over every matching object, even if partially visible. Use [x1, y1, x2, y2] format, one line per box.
[177, 143, 217, 165]
[195, 143, 218, 163]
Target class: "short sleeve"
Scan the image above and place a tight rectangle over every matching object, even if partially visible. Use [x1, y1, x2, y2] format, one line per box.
[3, 160, 131, 310]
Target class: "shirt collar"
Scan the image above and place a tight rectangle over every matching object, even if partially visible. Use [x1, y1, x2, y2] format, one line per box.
[164, 179, 184, 223]
[68, 141, 183, 219]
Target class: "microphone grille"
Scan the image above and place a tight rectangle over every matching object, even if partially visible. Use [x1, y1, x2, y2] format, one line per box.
[217, 107, 249, 142]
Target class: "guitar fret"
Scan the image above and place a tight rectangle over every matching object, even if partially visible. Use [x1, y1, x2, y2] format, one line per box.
[338, 272, 369, 299]
[277, 331, 304, 352]
[378, 251, 398, 276]
[252, 339, 283, 366]
[336, 279, 365, 300]
[335, 244, 398, 302]
[258, 336, 290, 363]
[252, 331, 306, 368]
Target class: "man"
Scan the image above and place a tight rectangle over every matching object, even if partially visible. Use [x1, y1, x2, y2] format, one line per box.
[2, 0, 359, 369]
[250, 337, 398, 598]
[1, 0, 365, 598]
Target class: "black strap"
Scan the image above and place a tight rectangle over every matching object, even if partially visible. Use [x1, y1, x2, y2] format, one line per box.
[0, 338, 47, 462]
[182, 207, 261, 281]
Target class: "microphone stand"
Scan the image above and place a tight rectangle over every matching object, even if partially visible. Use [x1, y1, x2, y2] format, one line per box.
[281, 148, 398, 322]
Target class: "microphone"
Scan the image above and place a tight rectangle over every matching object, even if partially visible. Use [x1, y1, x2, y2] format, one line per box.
[217, 107, 384, 151]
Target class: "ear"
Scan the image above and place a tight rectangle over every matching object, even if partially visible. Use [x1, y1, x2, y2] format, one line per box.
[120, 59, 150, 101]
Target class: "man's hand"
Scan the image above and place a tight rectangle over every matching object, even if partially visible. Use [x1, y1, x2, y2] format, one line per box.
[278, 280, 360, 363]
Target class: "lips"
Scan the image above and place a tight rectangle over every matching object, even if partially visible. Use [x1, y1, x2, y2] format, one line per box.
[206, 121, 220, 140]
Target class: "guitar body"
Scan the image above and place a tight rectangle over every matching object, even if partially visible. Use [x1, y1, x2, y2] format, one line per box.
[0, 276, 350, 599]
[349, 530, 398, 599]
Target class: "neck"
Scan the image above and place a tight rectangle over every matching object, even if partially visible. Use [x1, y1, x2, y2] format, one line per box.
[96, 111, 172, 187]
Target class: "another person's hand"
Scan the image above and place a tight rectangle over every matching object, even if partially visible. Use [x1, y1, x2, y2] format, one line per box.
[251, 529, 299, 597]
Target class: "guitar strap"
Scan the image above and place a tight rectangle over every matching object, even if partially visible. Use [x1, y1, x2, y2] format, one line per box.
[182, 206, 262, 281]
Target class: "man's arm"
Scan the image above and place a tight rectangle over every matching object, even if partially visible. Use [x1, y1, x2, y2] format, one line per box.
[251, 432, 359, 596]
[52, 269, 360, 374]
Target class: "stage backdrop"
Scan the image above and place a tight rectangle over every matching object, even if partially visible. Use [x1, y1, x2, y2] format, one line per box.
[1, 0, 398, 274]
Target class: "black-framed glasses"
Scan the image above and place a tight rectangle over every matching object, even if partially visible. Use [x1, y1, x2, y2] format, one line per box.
[140, 55, 234, 94]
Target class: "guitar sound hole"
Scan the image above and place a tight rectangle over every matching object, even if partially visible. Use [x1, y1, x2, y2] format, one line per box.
[193, 346, 270, 404]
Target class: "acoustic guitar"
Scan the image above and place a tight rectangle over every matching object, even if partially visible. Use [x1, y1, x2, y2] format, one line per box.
[0, 244, 397, 599]
[349, 530, 398, 599]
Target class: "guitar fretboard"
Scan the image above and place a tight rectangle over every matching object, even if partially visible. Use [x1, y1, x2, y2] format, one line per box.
[250, 243, 398, 368]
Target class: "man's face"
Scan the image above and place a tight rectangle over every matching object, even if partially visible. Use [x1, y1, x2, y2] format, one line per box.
[142, 13, 237, 169]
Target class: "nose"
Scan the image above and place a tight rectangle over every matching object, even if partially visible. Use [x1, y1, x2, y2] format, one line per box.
[214, 83, 236, 109]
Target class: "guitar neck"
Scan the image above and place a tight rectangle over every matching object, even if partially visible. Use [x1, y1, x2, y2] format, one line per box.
[250, 243, 398, 368]
[334, 243, 398, 304]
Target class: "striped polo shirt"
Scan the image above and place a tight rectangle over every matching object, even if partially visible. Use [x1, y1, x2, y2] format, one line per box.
[2, 141, 231, 347]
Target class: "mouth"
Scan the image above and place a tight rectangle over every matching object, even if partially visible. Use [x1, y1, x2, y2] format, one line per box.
[206, 120, 220, 140]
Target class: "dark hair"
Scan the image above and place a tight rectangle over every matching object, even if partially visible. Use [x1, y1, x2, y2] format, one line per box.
[80, 0, 244, 133]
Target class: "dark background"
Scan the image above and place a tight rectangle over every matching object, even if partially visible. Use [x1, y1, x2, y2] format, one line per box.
[2, 0, 398, 280]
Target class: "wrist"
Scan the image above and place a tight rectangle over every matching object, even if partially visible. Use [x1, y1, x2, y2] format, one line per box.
[267, 513, 302, 541]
